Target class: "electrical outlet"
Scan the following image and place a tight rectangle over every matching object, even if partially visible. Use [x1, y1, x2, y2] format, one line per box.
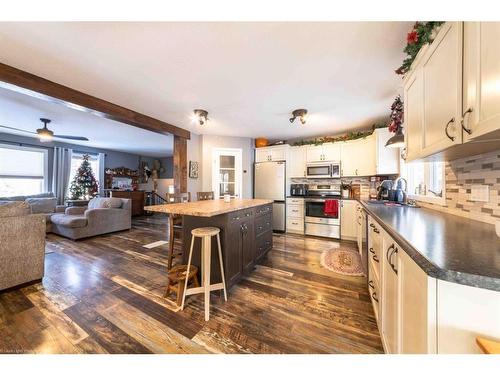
[471, 185, 489, 202]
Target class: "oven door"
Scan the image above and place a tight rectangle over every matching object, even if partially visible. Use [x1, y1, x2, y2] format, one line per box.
[306, 164, 331, 178]
[305, 199, 340, 224]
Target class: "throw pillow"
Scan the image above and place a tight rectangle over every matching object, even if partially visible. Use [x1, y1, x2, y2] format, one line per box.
[25, 197, 57, 214]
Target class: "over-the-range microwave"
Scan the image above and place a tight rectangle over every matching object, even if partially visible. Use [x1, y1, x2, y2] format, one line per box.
[306, 162, 340, 179]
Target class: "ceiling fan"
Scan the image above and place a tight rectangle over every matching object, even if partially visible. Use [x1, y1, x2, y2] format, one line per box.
[0, 118, 89, 143]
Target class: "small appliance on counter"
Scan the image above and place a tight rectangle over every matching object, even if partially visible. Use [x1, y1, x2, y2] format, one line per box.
[376, 179, 394, 200]
[369, 176, 390, 199]
[290, 183, 307, 197]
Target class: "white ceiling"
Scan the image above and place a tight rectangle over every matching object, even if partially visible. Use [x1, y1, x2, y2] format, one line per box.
[0, 87, 173, 157]
[0, 22, 412, 140]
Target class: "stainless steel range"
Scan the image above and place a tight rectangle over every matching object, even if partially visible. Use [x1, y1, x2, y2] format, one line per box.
[305, 183, 341, 239]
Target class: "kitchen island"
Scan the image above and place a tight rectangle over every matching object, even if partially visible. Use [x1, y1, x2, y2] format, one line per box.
[145, 199, 273, 288]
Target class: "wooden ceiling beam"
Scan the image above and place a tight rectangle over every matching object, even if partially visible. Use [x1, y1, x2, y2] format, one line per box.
[0, 62, 190, 139]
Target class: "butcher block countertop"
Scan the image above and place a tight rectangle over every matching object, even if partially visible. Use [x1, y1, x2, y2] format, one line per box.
[144, 198, 273, 217]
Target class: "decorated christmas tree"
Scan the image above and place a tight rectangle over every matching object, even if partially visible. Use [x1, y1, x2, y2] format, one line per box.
[68, 154, 99, 200]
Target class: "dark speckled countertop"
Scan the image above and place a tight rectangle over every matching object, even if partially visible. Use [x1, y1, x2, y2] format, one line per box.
[360, 200, 500, 292]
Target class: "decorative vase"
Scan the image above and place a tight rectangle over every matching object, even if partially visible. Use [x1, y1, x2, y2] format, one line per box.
[255, 138, 269, 148]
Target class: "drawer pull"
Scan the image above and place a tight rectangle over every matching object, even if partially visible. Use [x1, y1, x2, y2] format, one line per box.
[371, 292, 379, 303]
[445, 117, 455, 141]
[368, 280, 375, 289]
[461, 107, 473, 135]
[372, 254, 379, 263]
[369, 247, 375, 254]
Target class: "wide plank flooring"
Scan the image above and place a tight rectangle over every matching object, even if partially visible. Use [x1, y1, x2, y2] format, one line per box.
[0, 214, 383, 354]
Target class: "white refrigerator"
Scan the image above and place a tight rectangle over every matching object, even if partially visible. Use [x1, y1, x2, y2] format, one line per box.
[254, 161, 286, 231]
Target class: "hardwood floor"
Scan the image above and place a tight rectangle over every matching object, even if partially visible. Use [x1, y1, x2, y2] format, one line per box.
[0, 215, 383, 354]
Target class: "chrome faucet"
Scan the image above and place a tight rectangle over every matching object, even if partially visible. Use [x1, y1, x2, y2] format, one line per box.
[393, 177, 408, 204]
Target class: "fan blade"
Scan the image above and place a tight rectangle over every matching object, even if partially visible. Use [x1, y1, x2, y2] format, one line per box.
[0, 125, 37, 135]
[53, 135, 89, 141]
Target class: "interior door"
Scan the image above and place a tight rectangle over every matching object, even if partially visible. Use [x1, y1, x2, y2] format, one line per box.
[463, 22, 500, 141]
[212, 148, 242, 199]
[421, 22, 462, 157]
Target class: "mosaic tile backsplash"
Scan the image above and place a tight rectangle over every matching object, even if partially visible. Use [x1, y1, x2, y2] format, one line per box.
[419, 149, 500, 225]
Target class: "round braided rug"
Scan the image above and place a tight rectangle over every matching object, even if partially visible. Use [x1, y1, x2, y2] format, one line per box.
[320, 248, 364, 276]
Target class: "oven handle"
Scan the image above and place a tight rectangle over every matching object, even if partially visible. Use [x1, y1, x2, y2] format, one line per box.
[305, 198, 340, 203]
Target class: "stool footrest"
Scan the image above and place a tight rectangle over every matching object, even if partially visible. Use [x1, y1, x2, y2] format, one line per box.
[185, 283, 225, 296]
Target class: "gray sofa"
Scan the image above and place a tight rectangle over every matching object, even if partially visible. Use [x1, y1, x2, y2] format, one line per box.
[50, 197, 132, 240]
[0, 201, 45, 291]
[0, 192, 65, 232]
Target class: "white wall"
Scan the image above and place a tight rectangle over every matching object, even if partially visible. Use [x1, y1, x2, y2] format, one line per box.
[186, 133, 254, 199]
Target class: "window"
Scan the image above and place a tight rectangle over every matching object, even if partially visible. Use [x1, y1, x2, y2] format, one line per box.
[0, 144, 48, 197]
[402, 159, 445, 204]
[68, 153, 101, 193]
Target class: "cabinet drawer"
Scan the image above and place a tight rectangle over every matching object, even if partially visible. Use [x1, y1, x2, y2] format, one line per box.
[368, 263, 381, 323]
[229, 208, 253, 222]
[286, 218, 304, 234]
[255, 213, 272, 236]
[368, 235, 381, 282]
[287, 204, 303, 218]
[255, 204, 272, 217]
[286, 198, 304, 205]
[256, 230, 273, 259]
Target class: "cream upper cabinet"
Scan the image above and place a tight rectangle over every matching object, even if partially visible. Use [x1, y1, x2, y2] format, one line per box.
[289, 146, 306, 178]
[255, 145, 288, 162]
[374, 128, 400, 175]
[306, 143, 340, 162]
[341, 137, 375, 177]
[420, 22, 463, 157]
[404, 67, 424, 161]
[340, 200, 357, 241]
[462, 22, 500, 141]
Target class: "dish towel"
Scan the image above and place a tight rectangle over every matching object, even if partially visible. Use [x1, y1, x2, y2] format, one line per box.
[324, 199, 338, 217]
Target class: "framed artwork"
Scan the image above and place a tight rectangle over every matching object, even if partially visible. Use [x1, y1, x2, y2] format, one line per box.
[189, 161, 199, 179]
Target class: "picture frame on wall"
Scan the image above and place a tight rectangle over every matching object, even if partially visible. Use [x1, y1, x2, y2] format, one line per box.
[189, 161, 199, 179]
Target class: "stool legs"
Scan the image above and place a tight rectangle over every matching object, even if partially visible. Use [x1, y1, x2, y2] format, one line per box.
[181, 234, 195, 310]
[202, 235, 211, 321]
[216, 233, 228, 302]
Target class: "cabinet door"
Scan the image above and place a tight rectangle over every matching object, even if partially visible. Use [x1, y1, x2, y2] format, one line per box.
[340, 200, 357, 240]
[242, 219, 255, 274]
[322, 143, 341, 161]
[398, 250, 437, 354]
[255, 148, 270, 163]
[404, 68, 424, 161]
[341, 138, 375, 176]
[421, 22, 463, 157]
[270, 146, 287, 161]
[226, 222, 243, 285]
[381, 231, 399, 354]
[463, 22, 500, 141]
[374, 128, 400, 175]
[289, 146, 306, 178]
[306, 145, 324, 162]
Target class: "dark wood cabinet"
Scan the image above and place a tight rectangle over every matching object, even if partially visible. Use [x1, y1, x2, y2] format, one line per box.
[109, 190, 145, 216]
[182, 203, 273, 289]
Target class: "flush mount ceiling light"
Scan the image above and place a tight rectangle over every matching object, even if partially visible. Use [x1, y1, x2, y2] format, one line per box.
[289, 109, 308, 125]
[192, 109, 209, 125]
[385, 126, 405, 148]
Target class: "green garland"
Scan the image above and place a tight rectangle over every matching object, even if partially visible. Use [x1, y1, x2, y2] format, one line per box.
[395, 21, 445, 76]
[292, 123, 387, 147]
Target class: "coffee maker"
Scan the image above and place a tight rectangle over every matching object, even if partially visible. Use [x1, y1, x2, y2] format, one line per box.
[376, 180, 394, 200]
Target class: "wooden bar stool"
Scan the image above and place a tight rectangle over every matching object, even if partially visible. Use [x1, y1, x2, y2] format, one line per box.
[164, 264, 199, 306]
[181, 227, 227, 321]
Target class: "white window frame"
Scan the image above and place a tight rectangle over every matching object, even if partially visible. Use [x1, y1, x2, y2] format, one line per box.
[211, 147, 242, 199]
[0, 143, 49, 194]
[403, 159, 446, 206]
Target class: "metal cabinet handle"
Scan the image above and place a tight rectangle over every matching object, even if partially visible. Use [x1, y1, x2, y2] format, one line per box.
[461, 107, 473, 135]
[369, 247, 375, 254]
[445, 117, 455, 141]
[372, 254, 379, 263]
[245, 212, 251, 217]
[386, 243, 395, 263]
[371, 292, 379, 303]
[355, 169, 358, 176]
[389, 246, 398, 275]
[368, 280, 375, 289]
